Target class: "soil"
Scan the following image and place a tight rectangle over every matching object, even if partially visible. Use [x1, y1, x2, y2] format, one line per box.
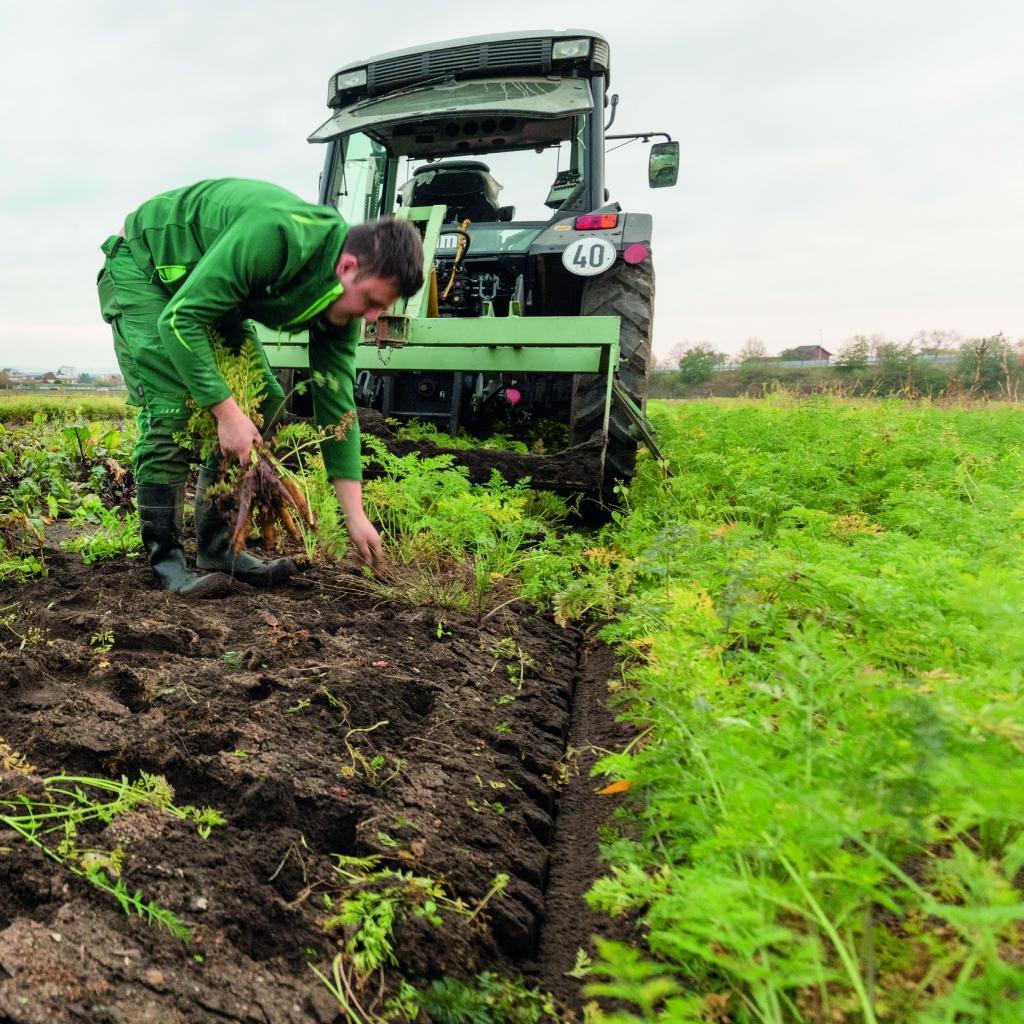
[358, 409, 607, 498]
[0, 529, 635, 1022]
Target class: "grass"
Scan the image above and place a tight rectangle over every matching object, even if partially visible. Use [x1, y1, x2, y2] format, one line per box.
[0, 391, 128, 423]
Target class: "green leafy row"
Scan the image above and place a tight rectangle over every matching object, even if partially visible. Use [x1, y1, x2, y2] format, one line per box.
[583, 398, 1024, 1022]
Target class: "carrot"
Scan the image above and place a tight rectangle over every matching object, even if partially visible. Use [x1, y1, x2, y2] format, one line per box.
[231, 469, 256, 553]
[280, 475, 314, 525]
[221, 454, 315, 555]
[279, 506, 302, 542]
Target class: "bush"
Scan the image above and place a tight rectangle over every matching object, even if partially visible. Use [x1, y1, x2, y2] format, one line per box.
[676, 345, 725, 386]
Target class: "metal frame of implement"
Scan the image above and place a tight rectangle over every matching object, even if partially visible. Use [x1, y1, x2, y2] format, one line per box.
[261, 204, 632, 469]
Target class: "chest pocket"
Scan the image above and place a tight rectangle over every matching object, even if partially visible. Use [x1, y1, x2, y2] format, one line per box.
[155, 264, 192, 290]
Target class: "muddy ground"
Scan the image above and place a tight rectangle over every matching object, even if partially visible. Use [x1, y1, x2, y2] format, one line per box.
[0, 527, 634, 1022]
[357, 409, 607, 498]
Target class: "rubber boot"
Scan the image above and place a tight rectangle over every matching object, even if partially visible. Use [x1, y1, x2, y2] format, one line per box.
[137, 484, 233, 598]
[194, 467, 297, 587]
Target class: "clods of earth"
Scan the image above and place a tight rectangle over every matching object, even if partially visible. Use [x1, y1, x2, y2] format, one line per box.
[0, 537, 632, 1022]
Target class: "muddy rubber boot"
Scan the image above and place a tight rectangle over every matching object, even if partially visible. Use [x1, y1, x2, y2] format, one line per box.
[137, 484, 233, 599]
[194, 467, 297, 587]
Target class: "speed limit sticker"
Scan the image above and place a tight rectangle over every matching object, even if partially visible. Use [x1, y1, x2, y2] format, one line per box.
[561, 237, 617, 276]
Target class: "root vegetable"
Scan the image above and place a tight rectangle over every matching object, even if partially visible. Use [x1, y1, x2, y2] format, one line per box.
[231, 471, 257, 553]
[278, 473, 314, 526]
[221, 446, 316, 556]
[278, 506, 301, 542]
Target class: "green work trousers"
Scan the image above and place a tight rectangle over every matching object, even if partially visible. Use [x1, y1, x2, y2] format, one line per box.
[96, 235, 285, 484]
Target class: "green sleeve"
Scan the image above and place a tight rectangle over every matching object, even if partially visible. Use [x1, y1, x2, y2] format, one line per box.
[156, 217, 287, 408]
[308, 319, 362, 482]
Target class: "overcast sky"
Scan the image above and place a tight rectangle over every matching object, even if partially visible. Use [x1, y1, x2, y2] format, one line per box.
[0, 0, 1021, 370]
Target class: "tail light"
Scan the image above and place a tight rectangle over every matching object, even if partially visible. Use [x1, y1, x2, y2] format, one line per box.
[573, 214, 619, 230]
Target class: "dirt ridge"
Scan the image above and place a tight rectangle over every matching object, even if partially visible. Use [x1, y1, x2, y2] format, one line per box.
[0, 548, 624, 1021]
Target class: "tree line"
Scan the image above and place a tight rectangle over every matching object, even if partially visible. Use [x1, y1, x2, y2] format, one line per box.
[654, 331, 1024, 399]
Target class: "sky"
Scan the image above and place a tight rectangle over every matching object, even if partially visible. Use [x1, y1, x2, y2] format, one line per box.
[0, 0, 1021, 371]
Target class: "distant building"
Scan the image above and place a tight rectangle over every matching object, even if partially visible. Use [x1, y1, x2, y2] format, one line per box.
[781, 345, 832, 362]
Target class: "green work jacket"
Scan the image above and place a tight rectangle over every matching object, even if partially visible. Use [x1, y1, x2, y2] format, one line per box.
[122, 178, 360, 481]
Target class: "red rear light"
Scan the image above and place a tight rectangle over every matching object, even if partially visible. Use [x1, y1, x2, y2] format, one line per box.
[623, 243, 648, 265]
[573, 214, 619, 230]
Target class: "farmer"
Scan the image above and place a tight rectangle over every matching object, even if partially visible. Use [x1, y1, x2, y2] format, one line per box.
[96, 178, 424, 597]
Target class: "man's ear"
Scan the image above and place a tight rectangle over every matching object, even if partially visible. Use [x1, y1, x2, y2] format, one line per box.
[335, 251, 359, 279]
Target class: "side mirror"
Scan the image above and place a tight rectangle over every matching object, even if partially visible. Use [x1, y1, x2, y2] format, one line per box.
[496, 205, 516, 222]
[648, 141, 679, 188]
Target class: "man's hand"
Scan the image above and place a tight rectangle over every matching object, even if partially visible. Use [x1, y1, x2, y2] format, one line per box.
[211, 397, 262, 464]
[334, 478, 384, 569]
[346, 513, 384, 568]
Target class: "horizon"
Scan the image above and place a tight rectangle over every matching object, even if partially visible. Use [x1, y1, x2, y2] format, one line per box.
[1, 2, 1021, 368]
[6, 321, 1019, 379]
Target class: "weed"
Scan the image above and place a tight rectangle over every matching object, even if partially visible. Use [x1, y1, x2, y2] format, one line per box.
[0, 738, 37, 775]
[312, 857, 510, 1020]
[221, 650, 244, 670]
[392, 419, 531, 454]
[489, 637, 535, 689]
[0, 772, 224, 941]
[565, 947, 595, 979]
[323, 855, 468, 974]
[62, 501, 142, 565]
[350, 438, 570, 617]
[89, 629, 115, 654]
[413, 971, 556, 1023]
[466, 798, 507, 817]
[0, 605, 49, 649]
[338, 720, 391, 781]
[546, 745, 583, 789]
[367, 754, 403, 787]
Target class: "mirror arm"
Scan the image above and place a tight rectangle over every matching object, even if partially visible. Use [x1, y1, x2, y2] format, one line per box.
[604, 93, 620, 131]
[606, 132, 673, 144]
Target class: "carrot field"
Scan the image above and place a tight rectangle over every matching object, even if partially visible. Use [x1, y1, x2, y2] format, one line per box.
[0, 395, 1021, 1023]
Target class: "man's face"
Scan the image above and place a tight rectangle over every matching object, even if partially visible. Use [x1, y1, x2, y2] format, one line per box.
[325, 252, 400, 326]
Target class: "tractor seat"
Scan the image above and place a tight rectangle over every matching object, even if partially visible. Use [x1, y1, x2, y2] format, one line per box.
[405, 161, 503, 223]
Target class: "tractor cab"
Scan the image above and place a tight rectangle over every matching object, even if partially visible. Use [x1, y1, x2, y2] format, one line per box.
[400, 161, 511, 224]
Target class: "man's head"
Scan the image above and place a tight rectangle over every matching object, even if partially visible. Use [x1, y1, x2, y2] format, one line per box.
[326, 217, 424, 326]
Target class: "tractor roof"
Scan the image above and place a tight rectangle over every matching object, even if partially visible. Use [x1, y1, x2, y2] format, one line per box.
[326, 29, 610, 108]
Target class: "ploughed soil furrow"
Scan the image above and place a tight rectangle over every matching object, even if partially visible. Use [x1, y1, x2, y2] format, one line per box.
[0, 547, 631, 1022]
[530, 639, 637, 1009]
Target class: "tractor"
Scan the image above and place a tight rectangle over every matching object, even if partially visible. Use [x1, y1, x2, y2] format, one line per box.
[265, 29, 678, 500]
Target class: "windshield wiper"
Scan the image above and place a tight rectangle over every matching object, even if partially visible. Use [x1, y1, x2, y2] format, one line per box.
[348, 74, 458, 112]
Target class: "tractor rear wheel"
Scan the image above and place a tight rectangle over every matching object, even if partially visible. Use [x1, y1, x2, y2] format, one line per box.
[569, 255, 654, 501]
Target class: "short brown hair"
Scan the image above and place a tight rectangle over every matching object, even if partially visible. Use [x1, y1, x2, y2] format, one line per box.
[342, 217, 424, 297]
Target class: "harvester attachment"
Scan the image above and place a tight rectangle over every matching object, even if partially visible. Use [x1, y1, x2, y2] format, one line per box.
[264, 204, 660, 502]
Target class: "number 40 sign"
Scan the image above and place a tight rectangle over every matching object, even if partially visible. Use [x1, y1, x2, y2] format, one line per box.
[561, 237, 617, 277]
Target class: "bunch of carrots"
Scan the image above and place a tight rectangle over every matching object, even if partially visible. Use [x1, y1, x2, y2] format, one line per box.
[227, 447, 315, 553]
